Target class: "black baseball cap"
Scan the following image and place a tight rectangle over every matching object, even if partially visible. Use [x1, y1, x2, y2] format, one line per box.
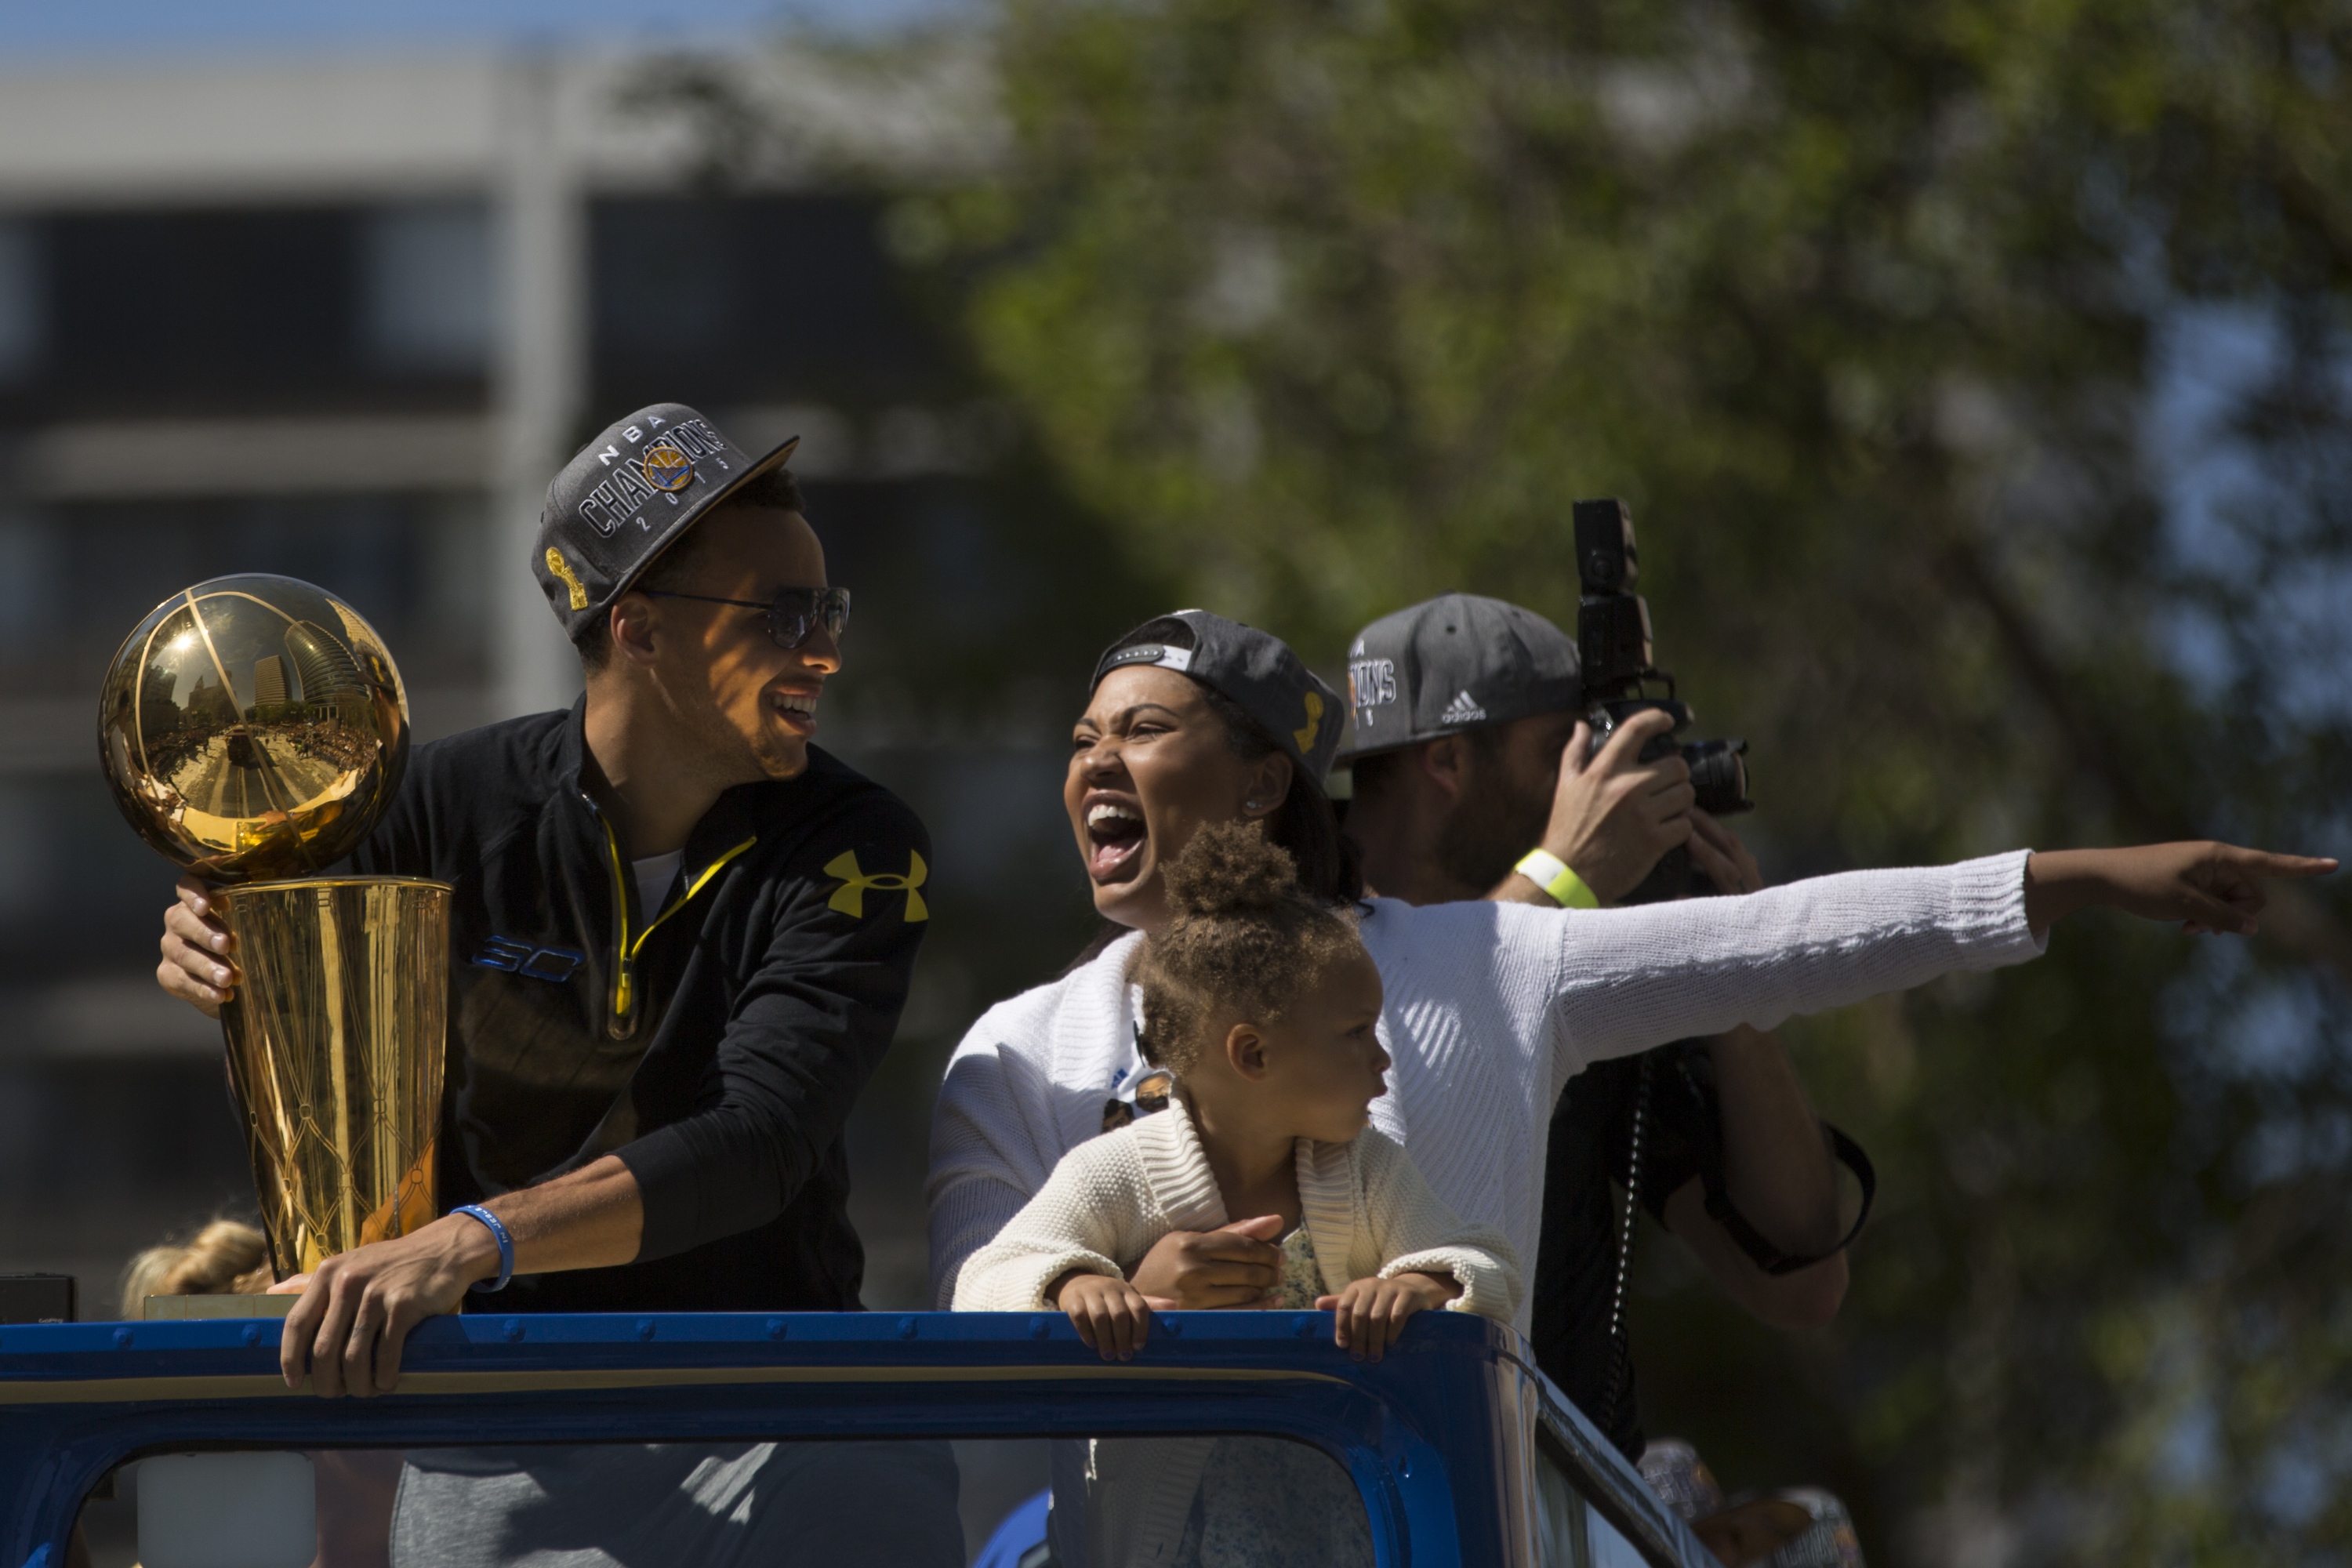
[534, 403, 801, 640]
[1091, 610, 1346, 779]
[1334, 593, 1582, 764]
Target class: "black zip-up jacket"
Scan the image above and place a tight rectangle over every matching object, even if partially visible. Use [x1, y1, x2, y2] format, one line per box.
[344, 700, 930, 1315]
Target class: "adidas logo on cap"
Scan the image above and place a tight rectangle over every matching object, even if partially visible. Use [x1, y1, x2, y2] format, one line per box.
[1439, 690, 1486, 724]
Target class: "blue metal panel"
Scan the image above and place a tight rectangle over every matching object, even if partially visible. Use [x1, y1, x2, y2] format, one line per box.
[0, 1309, 1709, 1568]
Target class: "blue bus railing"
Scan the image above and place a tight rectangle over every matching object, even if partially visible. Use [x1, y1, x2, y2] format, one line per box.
[0, 1308, 1710, 1568]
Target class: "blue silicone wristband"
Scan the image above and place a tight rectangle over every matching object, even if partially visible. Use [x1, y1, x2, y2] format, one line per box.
[453, 1204, 515, 1294]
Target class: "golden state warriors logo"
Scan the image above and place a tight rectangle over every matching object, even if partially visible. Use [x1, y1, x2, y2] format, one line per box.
[641, 441, 695, 492]
[545, 548, 589, 611]
[824, 849, 929, 921]
[1293, 691, 1324, 755]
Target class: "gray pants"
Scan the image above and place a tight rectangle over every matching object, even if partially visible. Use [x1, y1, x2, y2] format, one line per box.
[391, 1441, 963, 1568]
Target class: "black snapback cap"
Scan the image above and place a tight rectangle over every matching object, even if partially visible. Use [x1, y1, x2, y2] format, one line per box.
[1335, 592, 1582, 764]
[534, 403, 800, 640]
[1091, 609, 1346, 780]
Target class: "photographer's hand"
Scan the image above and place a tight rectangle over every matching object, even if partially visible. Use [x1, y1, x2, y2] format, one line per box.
[1498, 708, 1693, 905]
[1686, 811, 1764, 896]
[2022, 843, 2338, 937]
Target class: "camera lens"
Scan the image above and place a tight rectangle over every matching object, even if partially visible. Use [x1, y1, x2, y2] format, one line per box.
[1680, 739, 1751, 815]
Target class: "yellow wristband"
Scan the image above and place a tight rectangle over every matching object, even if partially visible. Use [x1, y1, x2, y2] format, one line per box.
[1515, 849, 1599, 909]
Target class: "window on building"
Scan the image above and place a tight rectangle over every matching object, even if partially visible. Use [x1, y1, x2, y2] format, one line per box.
[50, 209, 354, 407]
[0, 219, 44, 385]
[361, 202, 494, 375]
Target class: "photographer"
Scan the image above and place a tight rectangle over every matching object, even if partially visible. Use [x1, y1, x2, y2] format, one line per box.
[1338, 592, 1853, 1458]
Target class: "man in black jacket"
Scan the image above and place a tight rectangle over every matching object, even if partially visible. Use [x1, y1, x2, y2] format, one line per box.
[157, 405, 959, 1561]
[161, 408, 960, 1568]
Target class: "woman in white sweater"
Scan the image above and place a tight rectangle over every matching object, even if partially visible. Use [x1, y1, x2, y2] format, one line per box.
[927, 610, 2333, 1333]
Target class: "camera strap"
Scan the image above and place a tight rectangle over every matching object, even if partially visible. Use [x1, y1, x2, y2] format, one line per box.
[1655, 1035, 1876, 1276]
[1596, 1046, 1875, 1432]
[1697, 1121, 1876, 1277]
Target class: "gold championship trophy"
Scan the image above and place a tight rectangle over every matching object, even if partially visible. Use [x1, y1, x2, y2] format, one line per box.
[98, 575, 448, 1279]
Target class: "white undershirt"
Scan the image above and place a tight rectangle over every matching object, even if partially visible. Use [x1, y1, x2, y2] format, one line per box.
[633, 850, 684, 916]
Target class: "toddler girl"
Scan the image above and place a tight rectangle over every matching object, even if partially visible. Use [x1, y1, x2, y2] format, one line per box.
[955, 822, 1519, 1565]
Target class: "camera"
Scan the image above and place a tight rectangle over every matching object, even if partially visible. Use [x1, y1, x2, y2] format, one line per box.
[1573, 497, 1752, 903]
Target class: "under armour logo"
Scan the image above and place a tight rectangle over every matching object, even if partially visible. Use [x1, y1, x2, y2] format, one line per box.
[1439, 690, 1486, 724]
[823, 849, 929, 921]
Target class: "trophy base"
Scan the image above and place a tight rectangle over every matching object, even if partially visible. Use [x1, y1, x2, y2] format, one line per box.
[216, 875, 452, 1281]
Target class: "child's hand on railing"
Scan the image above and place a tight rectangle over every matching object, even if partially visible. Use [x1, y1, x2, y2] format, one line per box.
[1050, 1269, 1173, 1362]
[1316, 1271, 1461, 1363]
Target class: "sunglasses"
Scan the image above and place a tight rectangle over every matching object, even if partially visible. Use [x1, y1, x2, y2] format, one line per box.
[641, 586, 852, 651]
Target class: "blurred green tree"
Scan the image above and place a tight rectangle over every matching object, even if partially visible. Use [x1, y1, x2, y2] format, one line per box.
[866, 0, 2352, 1558]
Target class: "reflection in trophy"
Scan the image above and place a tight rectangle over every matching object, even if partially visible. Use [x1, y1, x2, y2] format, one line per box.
[98, 575, 450, 1278]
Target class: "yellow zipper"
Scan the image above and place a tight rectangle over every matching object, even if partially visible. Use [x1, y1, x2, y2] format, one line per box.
[595, 813, 758, 1038]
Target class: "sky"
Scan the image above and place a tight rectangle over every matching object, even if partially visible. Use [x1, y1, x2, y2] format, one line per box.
[0, 0, 969, 63]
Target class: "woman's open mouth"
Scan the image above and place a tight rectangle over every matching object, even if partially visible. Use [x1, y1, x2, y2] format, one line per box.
[1084, 800, 1148, 883]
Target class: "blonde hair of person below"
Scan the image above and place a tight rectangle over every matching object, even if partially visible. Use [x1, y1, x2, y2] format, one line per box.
[121, 1218, 274, 1319]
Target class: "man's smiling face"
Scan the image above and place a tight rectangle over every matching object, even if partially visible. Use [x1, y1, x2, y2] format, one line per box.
[633, 503, 840, 782]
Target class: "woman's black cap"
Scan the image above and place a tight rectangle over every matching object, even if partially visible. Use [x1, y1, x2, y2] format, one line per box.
[1091, 609, 1346, 780]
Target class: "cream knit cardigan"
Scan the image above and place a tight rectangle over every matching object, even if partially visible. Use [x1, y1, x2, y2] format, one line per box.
[931, 852, 2046, 1329]
[952, 1094, 1522, 1319]
[957, 1097, 1519, 1568]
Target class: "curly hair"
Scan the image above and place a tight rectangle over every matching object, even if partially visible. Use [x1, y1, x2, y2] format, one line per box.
[1134, 821, 1365, 1076]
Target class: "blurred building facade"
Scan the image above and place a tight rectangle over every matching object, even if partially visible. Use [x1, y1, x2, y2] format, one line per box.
[0, 48, 1137, 1311]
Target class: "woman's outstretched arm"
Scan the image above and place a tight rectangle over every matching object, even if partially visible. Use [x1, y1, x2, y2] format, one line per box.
[1519, 842, 2334, 1082]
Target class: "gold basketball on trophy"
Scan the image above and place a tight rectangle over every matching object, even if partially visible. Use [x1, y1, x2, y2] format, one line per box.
[98, 575, 451, 1278]
[98, 573, 408, 878]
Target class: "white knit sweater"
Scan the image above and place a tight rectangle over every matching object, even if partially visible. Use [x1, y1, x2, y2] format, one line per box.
[929, 851, 2044, 1330]
[952, 1095, 1522, 1319]
[961, 1104, 1519, 1568]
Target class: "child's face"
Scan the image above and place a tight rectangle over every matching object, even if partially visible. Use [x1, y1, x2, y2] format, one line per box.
[1253, 949, 1391, 1142]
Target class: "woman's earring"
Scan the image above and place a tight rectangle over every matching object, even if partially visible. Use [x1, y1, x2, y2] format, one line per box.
[1243, 800, 1265, 812]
